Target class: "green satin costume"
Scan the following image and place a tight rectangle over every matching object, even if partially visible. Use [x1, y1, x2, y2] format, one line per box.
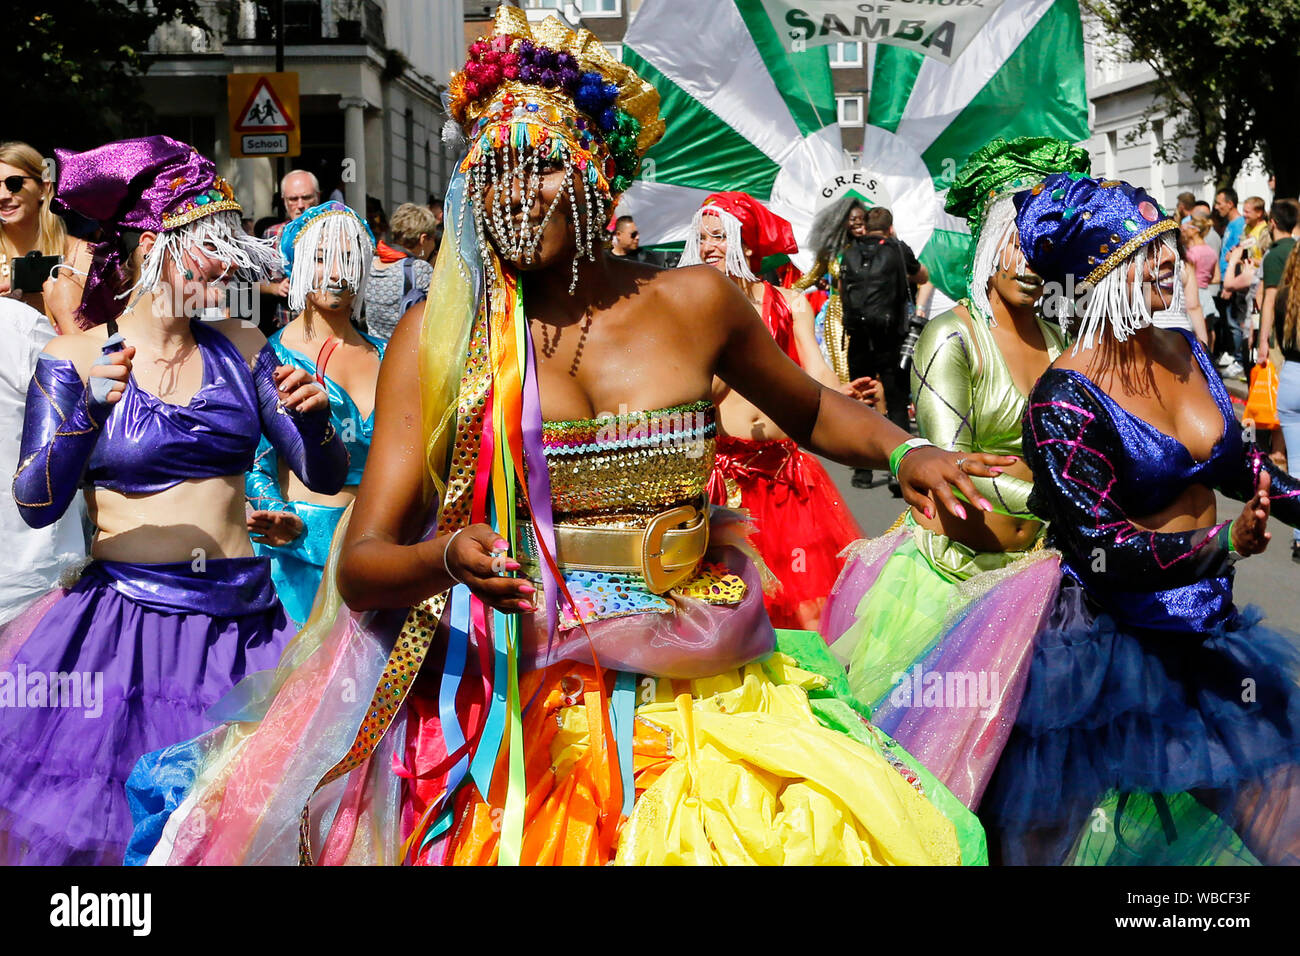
[832, 301, 1065, 709]
[912, 302, 1066, 519]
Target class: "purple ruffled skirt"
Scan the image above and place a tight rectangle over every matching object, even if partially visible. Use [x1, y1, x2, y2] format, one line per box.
[0, 557, 295, 865]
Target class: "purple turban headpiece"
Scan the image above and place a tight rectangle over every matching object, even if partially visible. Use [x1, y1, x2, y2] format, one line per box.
[51, 135, 274, 328]
[1015, 173, 1181, 350]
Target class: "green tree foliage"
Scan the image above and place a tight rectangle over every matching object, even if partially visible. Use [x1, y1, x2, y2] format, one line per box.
[6, 1, 208, 154]
[1084, 0, 1300, 197]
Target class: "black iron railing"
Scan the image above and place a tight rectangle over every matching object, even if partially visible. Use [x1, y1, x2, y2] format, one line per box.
[227, 0, 386, 47]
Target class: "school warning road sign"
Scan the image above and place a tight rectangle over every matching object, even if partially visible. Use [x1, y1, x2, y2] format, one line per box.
[228, 72, 301, 158]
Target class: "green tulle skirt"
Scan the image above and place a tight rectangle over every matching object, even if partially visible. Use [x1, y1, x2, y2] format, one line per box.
[830, 514, 1034, 711]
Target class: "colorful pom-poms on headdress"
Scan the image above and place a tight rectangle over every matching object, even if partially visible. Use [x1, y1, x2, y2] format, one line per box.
[447, 9, 663, 197]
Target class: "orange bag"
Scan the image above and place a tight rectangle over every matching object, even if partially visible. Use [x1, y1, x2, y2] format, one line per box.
[1244, 360, 1280, 428]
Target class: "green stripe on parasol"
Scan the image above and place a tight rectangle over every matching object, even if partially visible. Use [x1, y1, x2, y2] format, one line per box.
[735, 0, 837, 137]
[920, 0, 1089, 182]
[919, 227, 974, 303]
[624, 47, 781, 197]
[867, 46, 924, 134]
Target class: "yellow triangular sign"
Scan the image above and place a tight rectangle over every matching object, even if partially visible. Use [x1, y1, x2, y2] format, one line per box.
[235, 77, 295, 132]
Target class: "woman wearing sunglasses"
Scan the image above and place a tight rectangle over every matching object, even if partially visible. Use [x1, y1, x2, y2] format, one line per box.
[0, 141, 92, 332]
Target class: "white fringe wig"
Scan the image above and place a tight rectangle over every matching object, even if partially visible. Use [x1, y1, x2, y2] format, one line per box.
[128, 209, 281, 309]
[1069, 233, 1183, 352]
[285, 209, 375, 320]
[969, 195, 1023, 325]
[678, 206, 757, 281]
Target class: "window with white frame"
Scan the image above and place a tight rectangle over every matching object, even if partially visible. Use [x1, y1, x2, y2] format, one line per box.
[526, 0, 620, 18]
[836, 95, 864, 127]
[828, 41, 862, 68]
[603, 42, 624, 61]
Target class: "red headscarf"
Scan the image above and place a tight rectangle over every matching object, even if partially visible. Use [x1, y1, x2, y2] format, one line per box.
[699, 192, 797, 273]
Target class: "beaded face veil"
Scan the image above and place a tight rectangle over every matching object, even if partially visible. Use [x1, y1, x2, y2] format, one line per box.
[447, 7, 663, 292]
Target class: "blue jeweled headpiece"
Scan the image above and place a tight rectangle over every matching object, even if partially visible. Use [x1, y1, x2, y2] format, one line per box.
[279, 200, 375, 273]
[279, 200, 376, 318]
[1014, 173, 1177, 287]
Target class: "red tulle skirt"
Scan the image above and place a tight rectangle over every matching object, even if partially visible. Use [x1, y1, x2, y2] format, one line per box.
[708, 436, 862, 631]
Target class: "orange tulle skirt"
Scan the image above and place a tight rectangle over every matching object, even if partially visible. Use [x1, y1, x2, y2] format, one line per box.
[403, 662, 624, 866]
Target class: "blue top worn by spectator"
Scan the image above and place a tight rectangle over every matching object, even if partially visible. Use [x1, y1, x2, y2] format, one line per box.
[1220, 214, 1245, 277]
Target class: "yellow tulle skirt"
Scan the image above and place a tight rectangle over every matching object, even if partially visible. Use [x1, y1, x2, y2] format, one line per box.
[618, 658, 961, 865]
[443, 653, 962, 866]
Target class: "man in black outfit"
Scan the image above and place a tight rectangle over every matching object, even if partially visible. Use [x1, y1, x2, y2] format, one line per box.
[610, 215, 666, 266]
[839, 206, 928, 493]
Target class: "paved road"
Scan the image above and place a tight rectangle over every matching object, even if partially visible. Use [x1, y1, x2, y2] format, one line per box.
[820, 458, 1300, 623]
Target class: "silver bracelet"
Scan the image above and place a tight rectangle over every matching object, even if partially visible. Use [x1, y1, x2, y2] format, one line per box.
[443, 527, 469, 585]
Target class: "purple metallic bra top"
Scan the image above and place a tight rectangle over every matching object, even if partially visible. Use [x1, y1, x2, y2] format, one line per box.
[14, 320, 348, 530]
[84, 319, 261, 493]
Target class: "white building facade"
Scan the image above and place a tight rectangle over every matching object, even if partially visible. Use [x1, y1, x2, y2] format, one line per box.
[146, 0, 465, 221]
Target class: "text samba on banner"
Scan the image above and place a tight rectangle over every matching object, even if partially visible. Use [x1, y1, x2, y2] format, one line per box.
[760, 0, 1005, 63]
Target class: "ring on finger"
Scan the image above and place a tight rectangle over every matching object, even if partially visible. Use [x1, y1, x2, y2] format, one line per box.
[954, 456, 969, 469]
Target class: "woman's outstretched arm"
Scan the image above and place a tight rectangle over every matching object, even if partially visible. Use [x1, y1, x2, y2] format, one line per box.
[703, 268, 1012, 519]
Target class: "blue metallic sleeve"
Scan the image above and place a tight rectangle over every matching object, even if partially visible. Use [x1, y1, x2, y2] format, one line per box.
[251, 345, 349, 496]
[245, 434, 287, 511]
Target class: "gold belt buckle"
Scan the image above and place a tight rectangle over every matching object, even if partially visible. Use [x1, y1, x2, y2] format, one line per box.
[640, 503, 707, 594]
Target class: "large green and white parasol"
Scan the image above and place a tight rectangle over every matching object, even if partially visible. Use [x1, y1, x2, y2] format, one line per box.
[621, 0, 1089, 301]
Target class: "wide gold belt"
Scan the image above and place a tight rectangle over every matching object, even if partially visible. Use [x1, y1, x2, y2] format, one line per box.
[525, 500, 709, 594]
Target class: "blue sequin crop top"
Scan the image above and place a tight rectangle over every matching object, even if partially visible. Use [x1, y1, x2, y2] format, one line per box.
[1023, 327, 1300, 631]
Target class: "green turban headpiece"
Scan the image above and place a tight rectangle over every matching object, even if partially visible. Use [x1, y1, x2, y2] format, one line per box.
[945, 136, 1092, 244]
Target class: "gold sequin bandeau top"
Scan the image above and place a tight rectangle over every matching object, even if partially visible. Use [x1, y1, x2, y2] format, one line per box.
[537, 400, 716, 527]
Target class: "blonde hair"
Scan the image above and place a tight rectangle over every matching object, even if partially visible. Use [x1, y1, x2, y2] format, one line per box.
[0, 141, 67, 259]
[1187, 211, 1213, 239]
[1282, 240, 1300, 353]
[388, 202, 439, 249]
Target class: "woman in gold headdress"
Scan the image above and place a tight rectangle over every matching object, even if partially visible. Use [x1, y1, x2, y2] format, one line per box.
[128, 7, 1009, 867]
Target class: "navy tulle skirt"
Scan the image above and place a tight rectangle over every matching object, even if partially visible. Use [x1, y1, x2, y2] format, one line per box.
[982, 575, 1300, 865]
